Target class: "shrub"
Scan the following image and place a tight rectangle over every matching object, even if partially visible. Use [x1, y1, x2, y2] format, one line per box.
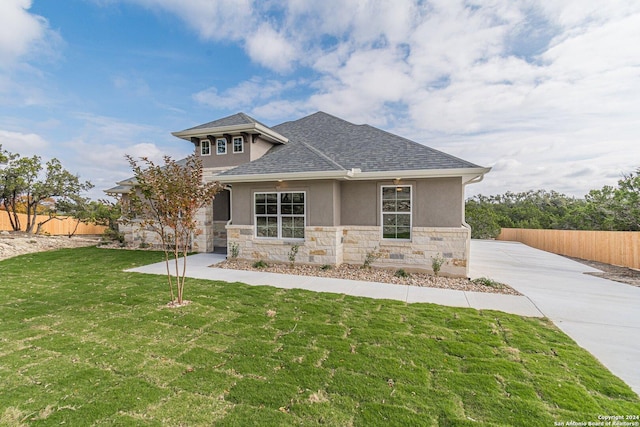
[102, 228, 124, 244]
[229, 242, 240, 259]
[394, 269, 409, 278]
[363, 247, 382, 269]
[288, 244, 300, 267]
[472, 277, 505, 289]
[320, 264, 332, 271]
[253, 260, 269, 269]
[431, 253, 445, 276]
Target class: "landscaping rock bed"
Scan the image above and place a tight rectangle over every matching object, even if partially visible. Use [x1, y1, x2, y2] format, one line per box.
[0, 231, 100, 261]
[216, 259, 522, 295]
[566, 256, 640, 288]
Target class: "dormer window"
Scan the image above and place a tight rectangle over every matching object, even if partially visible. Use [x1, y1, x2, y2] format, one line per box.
[200, 140, 211, 156]
[216, 138, 227, 155]
[233, 136, 244, 153]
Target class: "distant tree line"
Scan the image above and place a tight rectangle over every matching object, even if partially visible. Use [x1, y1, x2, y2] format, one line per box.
[466, 169, 640, 239]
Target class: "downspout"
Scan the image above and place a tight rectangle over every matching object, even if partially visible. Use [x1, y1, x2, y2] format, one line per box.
[461, 174, 485, 278]
[225, 185, 233, 256]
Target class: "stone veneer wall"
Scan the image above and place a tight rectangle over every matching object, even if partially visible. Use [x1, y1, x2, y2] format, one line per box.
[226, 225, 343, 266]
[191, 205, 214, 252]
[342, 226, 469, 277]
[118, 204, 214, 252]
[227, 224, 470, 277]
[119, 221, 164, 247]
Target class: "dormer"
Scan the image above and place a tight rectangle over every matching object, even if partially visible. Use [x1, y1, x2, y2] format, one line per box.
[171, 113, 288, 170]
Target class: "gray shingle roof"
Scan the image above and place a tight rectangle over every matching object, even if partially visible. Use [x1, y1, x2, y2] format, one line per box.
[220, 111, 480, 177]
[222, 140, 345, 176]
[181, 112, 268, 132]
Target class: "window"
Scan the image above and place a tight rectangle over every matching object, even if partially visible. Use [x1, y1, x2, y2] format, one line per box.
[255, 192, 305, 239]
[200, 140, 211, 156]
[233, 136, 244, 153]
[382, 185, 411, 239]
[216, 138, 227, 155]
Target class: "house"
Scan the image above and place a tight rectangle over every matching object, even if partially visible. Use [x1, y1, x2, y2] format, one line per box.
[108, 111, 489, 277]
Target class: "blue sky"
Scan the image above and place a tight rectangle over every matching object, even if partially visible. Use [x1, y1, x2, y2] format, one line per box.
[1, 0, 639, 200]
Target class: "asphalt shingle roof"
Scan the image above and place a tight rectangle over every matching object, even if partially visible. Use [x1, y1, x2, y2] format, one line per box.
[220, 111, 481, 177]
[181, 112, 268, 132]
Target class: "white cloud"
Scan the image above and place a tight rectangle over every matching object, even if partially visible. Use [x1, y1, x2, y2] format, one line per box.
[123, 0, 253, 41]
[0, 0, 61, 68]
[245, 24, 298, 72]
[88, 1, 640, 197]
[0, 129, 48, 156]
[58, 114, 194, 198]
[0, 0, 45, 65]
[193, 77, 297, 110]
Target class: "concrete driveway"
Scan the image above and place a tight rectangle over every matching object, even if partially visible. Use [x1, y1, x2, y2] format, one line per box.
[469, 239, 640, 396]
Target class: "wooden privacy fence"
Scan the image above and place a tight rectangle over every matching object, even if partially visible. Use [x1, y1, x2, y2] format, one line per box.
[0, 211, 106, 235]
[497, 228, 640, 270]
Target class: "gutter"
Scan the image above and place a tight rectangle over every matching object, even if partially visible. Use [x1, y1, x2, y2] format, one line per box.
[217, 167, 491, 184]
[216, 169, 358, 183]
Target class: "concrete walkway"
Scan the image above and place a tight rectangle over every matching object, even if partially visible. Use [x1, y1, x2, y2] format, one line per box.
[469, 240, 640, 396]
[126, 253, 543, 317]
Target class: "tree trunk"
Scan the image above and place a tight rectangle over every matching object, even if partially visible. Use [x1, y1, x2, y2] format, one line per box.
[35, 216, 58, 235]
[25, 203, 38, 234]
[4, 199, 21, 231]
[68, 218, 81, 237]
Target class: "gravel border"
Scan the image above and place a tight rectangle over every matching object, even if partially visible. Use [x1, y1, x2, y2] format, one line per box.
[215, 260, 522, 296]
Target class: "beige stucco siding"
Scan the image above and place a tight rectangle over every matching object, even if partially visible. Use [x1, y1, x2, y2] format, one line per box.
[340, 178, 462, 227]
[250, 137, 275, 161]
[414, 177, 463, 227]
[340, 181, 378, 225]
[196, 135, 276, 169]
[229, 177, 462, 228]
[229, 180, 338, 226]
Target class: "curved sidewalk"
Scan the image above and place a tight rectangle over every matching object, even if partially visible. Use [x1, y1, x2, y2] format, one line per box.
[126, 253, 543, 317]
[469, 240, 640, 396]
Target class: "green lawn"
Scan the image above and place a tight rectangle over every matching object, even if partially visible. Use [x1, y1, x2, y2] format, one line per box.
[0, 247, 638, 426]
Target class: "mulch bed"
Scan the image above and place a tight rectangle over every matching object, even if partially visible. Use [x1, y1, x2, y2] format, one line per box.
[215, 259, 522, 295]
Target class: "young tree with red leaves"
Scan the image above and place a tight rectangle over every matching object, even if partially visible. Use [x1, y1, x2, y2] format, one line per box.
[124, 155, 222, 306]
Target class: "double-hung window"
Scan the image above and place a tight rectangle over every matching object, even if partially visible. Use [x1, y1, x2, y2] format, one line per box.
[382, 185, 411, 240]
[216, 138, 227, 155]
[255, 192, 305, 239]
[200, 140, 211, 156]
[233, 136, 244, 153]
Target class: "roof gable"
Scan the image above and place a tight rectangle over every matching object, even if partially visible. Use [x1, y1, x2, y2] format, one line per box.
[182, 112, 267, 131]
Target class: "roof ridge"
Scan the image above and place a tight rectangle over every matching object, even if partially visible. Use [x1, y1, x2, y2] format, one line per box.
[297, 138, 348, 171]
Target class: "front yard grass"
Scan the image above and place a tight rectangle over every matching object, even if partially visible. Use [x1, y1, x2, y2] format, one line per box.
[0, 247, 638, 426]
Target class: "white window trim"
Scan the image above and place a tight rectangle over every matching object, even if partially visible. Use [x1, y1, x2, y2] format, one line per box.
[200, 139, 211, 156]
[254, 191, 306, 241]
[216, 138, 227, 155]
[232, 136, 244, 153]
[381, 185, 412, 241]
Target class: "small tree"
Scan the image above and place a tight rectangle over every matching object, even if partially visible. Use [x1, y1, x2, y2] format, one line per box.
[0, 151, 92, 233]
[124, 155, 222, 306]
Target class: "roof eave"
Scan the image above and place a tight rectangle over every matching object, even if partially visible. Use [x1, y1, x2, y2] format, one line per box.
[171, 123, 289, 145]
[218, 170, 352, 183]
[352, 167, 491, 183]
[104, 187, 131, 195]
[218, 167, 491, 184]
